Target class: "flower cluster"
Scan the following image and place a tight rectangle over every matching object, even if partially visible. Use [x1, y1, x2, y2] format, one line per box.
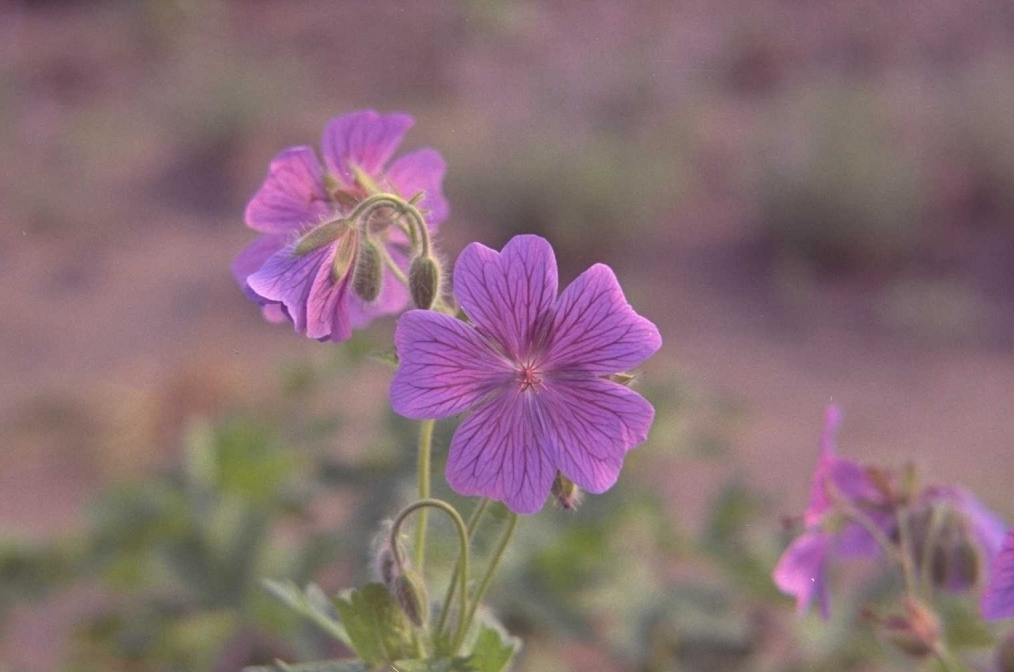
[234, 110, 448, 342]
[773, 405, 1006, 619]
[235, 112, 661, 514]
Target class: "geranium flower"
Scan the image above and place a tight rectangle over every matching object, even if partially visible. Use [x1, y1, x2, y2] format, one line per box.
[775, 406, 1007, 619]
[233, 110, 448, 341]
[774, 405, 888, 618]
[983, 528, 1014, 620]
[389, 234, 662, 514]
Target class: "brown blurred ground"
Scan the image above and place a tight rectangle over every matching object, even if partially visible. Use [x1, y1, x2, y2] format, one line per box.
[5, 0, 1014, 667]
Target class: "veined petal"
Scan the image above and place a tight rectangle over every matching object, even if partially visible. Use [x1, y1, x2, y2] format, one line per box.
[454, 235, 558, 359]
[232, 234, 286, 302]
[305, 243, 353, 342]
[446, 390, 556, 515]
[773, 531, 832, 619]
[247, 244, 328, 333]
[322, 110, 414, 186]
[245, 147, 330, 234]
[543, 264, 661, 375]
[391, 311, 513, 419]
[386, 148, 449, 227]
[983, 529, 1014, 621]
[535, 377, 654, 494]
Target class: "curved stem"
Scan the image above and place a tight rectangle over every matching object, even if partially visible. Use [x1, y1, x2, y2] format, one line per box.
[389, 498, 469, 642]
[414, 420, 435, 570]
[453, 511, 518, 653]
[436, 498, 490, 639]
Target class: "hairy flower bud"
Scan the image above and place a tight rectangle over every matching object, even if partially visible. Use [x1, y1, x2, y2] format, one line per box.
[997, 628, 1014, 672]
[294, 218, 347, 256]
[352, 239, 383, 302]
[551, 472, 582, 511]
[392, 569, 429, 627]
[408, 255, 441, 309]
[877, 598, 941, 659]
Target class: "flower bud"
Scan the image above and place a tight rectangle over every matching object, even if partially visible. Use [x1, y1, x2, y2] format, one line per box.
[295, 218, 346, 256]
[996, 627, 1014, 672]
[551, 472, 582, 511]
[392, 569, 429, 627]
[352, 239, 383, 302]
[878, 598, 941, 659]
[409, 255, 441, 309]
[330, 229, 359, 283]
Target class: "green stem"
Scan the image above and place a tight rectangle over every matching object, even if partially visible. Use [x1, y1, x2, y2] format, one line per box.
[918, 504, 947, 597]
[389, 498, 469, 644]
[436, 498, 490, 640]
[453, 511, 518, 653]
[895, 508, 919, 596]
[414, 420, 435, 570]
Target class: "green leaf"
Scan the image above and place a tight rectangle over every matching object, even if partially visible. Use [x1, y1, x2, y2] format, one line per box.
[262, 579, 351, 647]
[466, 622, 520, 672]
[334, 583, 413, 666]
[368, 348, 399, 368]
[245, 660, 366, 672]
[388, 659, 470, 672]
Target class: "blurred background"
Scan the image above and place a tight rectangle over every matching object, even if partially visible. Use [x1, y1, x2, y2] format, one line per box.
[5, 1, 1014, 670]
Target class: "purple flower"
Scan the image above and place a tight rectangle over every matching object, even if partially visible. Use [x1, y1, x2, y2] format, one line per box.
[775, 406, 1008, 619]
[983, 528, 1014, 620]
[233, 110, 448, 342]
[774, 405, 887, 618]
[389, 235, 662, 514]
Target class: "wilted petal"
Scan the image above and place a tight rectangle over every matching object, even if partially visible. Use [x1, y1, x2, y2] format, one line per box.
[322, 110, 414, 185]
[983, 529, 1014, 621]
[446, 391, 555, 515]
[245, 147, 330, 234]
[386, 148, 449, 227]
[543, 264, 661, 374]
[454, 235, 558, 358]
[536, 376, 654, 493]
[773, 531, 831, 619]
[391, 311, 513, 419]
[304, 244, 353, 342]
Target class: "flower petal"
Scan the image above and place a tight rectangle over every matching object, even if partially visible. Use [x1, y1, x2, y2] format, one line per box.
[535, 377, 654, 493]
[773, 531, 831, 619]
[322, 110, 414, 186]
[453, 235, 558, 359]
[446, 390, 556, 514]
[543, 264, 661, 375]
[247, 244, 353, 341]
[233, 234, 286, 302]
[247, 244, 324, 333]
[305, 244, 353, 342]
[386, 148, 449, 227]
[391, 311, 513, 419]
[983, 529, 1014, 621]
[245, 147, 330, 234]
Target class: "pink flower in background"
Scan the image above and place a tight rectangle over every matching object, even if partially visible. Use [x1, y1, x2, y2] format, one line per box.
[774, 406, 1007, 619]
[983, 528, 1014, 620]
[774, 405, 887, 618]
[390, 235, 662, 514]
[233, 110, 448, 342]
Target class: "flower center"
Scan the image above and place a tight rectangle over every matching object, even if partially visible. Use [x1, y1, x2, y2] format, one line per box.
[516, 361, 543, 393]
